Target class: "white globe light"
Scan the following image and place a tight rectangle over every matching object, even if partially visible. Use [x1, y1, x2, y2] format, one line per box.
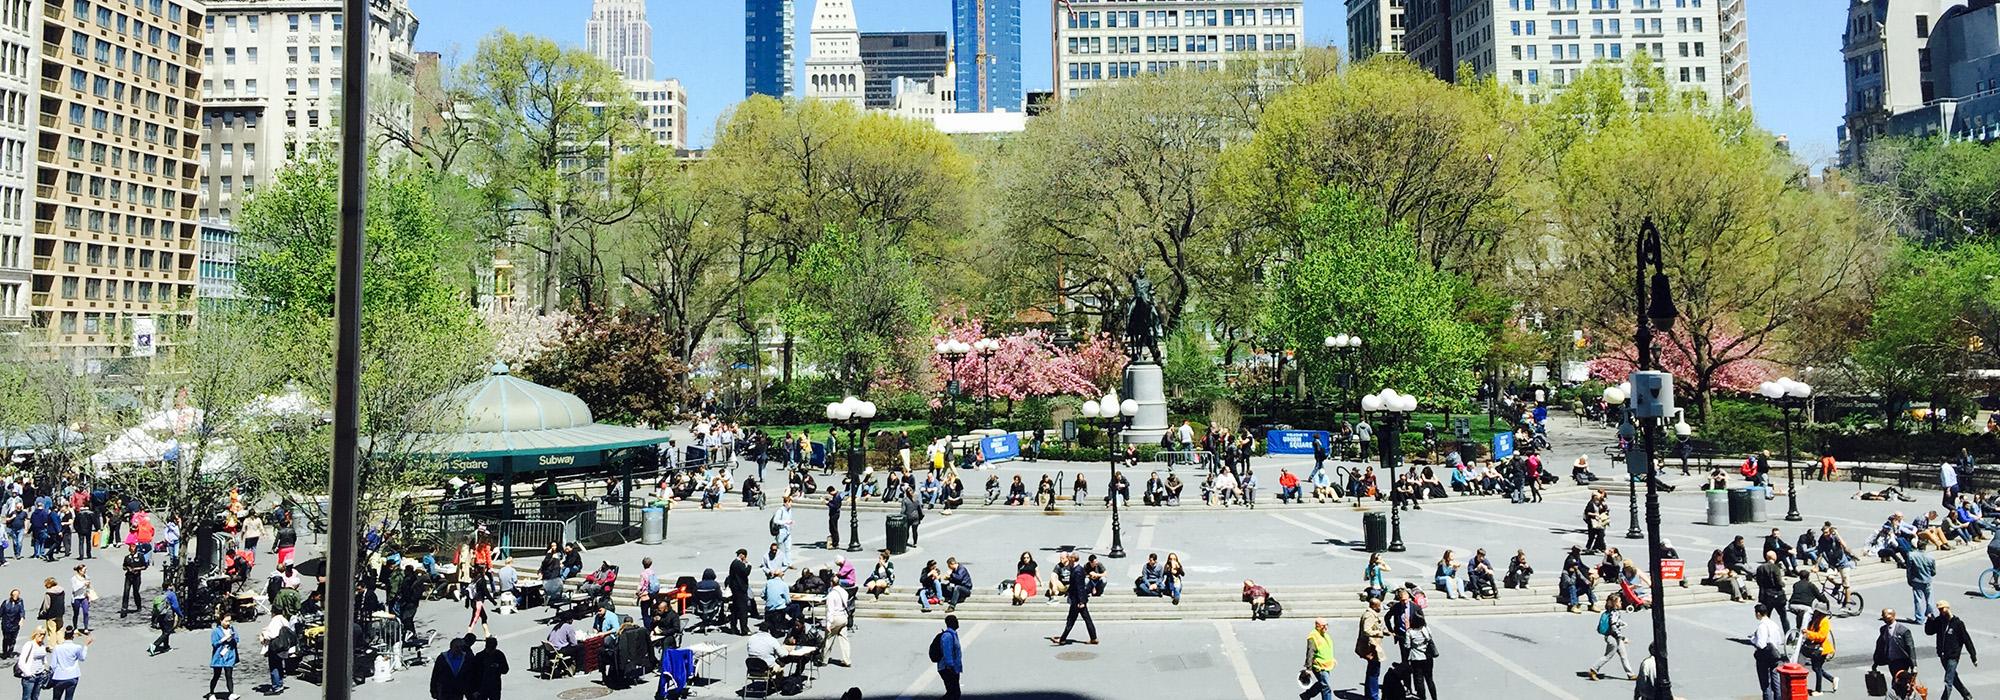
[828, 403, 852, 421]
[857, 401, 878, 419]
[1351, 336, 1363, 348]
[1675, 420, 1693, 437]
[1792, 382, 1813, 399]
[935, 341, 949, 354]
[1323, 336, 1336, 348]
[1361, 393, 1384, 412]
[1602, 386, 1627, 404]
[824, 402, 842, 420]
[1120, 399, 1139, 416]
[1081, 399, 1102, 418]
[1758, 381, 1784, 399]
[1395, 395, 1418, 412]
[1102, 392, 1119, 409]
[1336, 334, 1351, 347]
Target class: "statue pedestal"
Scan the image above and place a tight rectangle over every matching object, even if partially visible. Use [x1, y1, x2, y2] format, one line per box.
[1121, 362, 1170, 445]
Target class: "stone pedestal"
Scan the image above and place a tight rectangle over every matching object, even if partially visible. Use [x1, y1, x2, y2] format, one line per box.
[1121, 362, 1170, 445]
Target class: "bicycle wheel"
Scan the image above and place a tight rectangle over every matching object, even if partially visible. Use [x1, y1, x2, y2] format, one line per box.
[1981, 568, 2000, 600]
[1839, 590, 1865, 617]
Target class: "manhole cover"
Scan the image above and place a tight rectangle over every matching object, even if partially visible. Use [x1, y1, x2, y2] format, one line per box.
[558, 689, 613, 700]
[1055, 651, 1098, 661]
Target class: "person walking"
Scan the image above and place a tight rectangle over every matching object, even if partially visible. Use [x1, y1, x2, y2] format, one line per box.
[43, 628, 85, 700]
[1924, 600, 1979, 700]
[260, 610, 294, 694]
[0, 589, 22, 659]
[36, 579, 62, 630]
[68, 508, 94, 562]
[63, 568, 90, 635]
[1801, 609, 1837, 694]
[825, 577, 851, 667]
[148, 587, 181, 655]
[209, 615, 240, 700]
[1582, 490, 1610, 554]
[1588, 596, 1634, 681]
[935, 615, 963, 700]
[1753, 552, 1788, 633]
[1750, 604, 1784, 700]
[1406, 615, 1438, 700]
[1301, 617, 1337, 700]
[1874, 609, 1919, 690]
[900, 491, 924, 547]
[771, 496, 795, 560]
[1357, 598, 1387, 700]
[429, 636, 479, 700]
[1048, 552, 1097, 646]
[1907, 544, 1938, 624]
[473, 637, 508, 700]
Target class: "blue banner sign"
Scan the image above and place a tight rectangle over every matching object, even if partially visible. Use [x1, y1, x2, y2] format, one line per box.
[1492, 432, 1516, 460]
[981, 434, 1022, 463]
[1266, 430, 1333, 455]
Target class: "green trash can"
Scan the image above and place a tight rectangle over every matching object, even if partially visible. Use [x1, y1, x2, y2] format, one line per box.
[1364, 512, 1389, 553]
[886, 513, 909, 555]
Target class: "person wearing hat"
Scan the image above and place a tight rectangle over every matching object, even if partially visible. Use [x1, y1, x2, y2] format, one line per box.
[1874, 608, 1918, 682]
[1924, 600, 1979, 700]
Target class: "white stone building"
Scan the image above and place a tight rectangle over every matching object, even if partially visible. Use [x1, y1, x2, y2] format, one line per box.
[628, 78, 688, 150]
[0, 0, 33, 323]
[1345, 0, 1406, 62]
[1053, 0, 1303, 98]
[804, 0, 865, 107]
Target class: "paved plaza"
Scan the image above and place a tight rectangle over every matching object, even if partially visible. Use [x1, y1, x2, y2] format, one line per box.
[12, 434, 2000, 699]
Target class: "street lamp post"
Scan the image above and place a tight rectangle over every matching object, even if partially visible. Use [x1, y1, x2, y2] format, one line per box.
[974, 338, 1001, 428]
[1082, 391, 1138, 558]
[1625, 218, 1681, 700]
[1759, 378, 1814, 522]
[1363, 389, 1416, 552]
[825, 396, 878, 552]
[1607, 385, 1643, 541]
[1323, 334, 1362, 426]
[935, 340, 971, 435]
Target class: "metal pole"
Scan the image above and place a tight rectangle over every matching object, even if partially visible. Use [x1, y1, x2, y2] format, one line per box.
[1625, 456, 1643, 539]
[326, 0, 369, 696]
[1784, 404, 1802, 521]
[1386, 414, 1405, 552]
[847, 423, 863, 551]
[1108, 417, 1126, 558]
[1635, 219, 1672, 700]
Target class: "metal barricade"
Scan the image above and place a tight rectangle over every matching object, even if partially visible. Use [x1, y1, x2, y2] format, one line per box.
[496, 519, 571, 557]
[1155, 450, 1214, 473]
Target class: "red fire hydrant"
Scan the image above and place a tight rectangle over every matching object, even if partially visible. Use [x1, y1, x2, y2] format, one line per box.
[1778, 662, 1810, 700]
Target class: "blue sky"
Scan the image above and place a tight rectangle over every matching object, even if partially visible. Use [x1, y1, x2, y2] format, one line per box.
[410, 0, 1845, 160]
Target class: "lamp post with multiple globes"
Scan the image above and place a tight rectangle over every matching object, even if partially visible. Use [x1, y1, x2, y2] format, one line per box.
[1362, 388, 1416, 552]
[1081, 391, 1138, 558]
[1323, 334, 1363, 424]
[935, 339, 971, 435]
[1758, 378, 1814, 522]
[825, 396, 878, 552]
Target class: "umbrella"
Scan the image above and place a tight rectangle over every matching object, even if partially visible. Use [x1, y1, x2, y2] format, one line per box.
[294, 557, 328, 578]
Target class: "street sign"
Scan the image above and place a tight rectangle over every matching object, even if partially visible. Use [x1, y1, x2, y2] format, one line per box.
[1491, 432, 1515, 460]
[981, 433, 1021, 463]
[1660, 559, 1685, 581]
[1266, 430, 1332, 455]
[1627, 448, 1650, 476]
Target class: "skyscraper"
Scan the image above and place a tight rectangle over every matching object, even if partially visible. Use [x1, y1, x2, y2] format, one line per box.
[34, 0, 208, 364]
[746, 0, 795, 98]
[860, 32, 950, 110]
[954, 0, 1022, 112]
[588, 0, 654, 80]
[804, 0, 865, 107]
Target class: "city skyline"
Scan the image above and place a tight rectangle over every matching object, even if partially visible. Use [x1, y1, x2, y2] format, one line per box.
[389, 1, 1838, 159]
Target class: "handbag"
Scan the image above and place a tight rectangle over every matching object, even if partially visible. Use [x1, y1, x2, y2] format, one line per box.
[1864, 668, 1887, 696]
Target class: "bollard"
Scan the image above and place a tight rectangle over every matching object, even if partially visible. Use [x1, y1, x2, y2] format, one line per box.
[1778, 662, 1809, 700]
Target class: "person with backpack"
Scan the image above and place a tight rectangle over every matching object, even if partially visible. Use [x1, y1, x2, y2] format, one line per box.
[770, 496, 795, 560]
[1357, 598, 1388, 700]
[900, 491, 924, 546]
[260, 610, 295, 694]
[1405, 615, 1438, 700]
[932, 614, 963, 700]
[1588, 596, 1634, 681]
[148, 587, 180, 655]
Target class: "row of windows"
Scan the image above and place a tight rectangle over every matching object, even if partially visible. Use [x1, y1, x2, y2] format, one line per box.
[1067, 7, 1294, 30]
[60, 169, 172, 209]
[63, 136, 172, 178]
[196, 141, 256, 165]
[1065, 59, 1222, 82]
[206, 11, 342, 35]
[65, 103, 187, 152]
[49, 310, 188, 337]
[1508, 16, 1703, 37]
[65, 66, 184, 117]
[1509, 63, 1704, 85]
[68, 32, 189, 88]
[74, 0, 187, 56]
[1509, 41, 1699, 62]
[1070, 32, 1299, 55]
[1506, 0, 1701, 9]
[57, 240, 182, 270]
[0, 139, 19, 179]
[0, 41, 28, 82]
[0, 0, 29, 33]
[0, 88, 23, 131]
[56, 204, 179, 239]
[79, 0, 186, 25]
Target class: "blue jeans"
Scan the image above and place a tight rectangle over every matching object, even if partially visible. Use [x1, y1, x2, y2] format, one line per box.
[43, 679, 72, 700]
[6, 528, 19, 557]
[1913, 584, 1935, 623]
[1308, 669, 1332, 700]
[30, 534, 44, 560]
[268, 656, 285, 691]
[19, 676, 40, 700]
[1364, 658, 1382, 700]
[71, 600, 87, 630]
[1166, 579, 1182, 604]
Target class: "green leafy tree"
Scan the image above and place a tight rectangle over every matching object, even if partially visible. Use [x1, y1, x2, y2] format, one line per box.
[1861, 137, 2000, 243]
[0, 336, 101, 481]
[1260, 189, 1488, 400]
[1854, 241, 2000, 425]
[517, 308, 692, 426]
[779, 226, 931, 393]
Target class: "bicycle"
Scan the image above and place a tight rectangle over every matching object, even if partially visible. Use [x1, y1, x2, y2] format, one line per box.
[1821, 576, 1866, 617]
[1979, 567, 2000, 599]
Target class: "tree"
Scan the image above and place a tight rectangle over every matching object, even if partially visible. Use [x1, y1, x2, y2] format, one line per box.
[925, 315, 1125, 403]
[1852, 241, 2000, 425]
[779, 226, 932, 393]
[0, 336, 101, 481]
[617, 160, 772, 373]
[1532, 61, 1890, 419]
[462, 30, 644, 312]
[1259, 189, 1488, 400]
[516, 308, 692, 426]
[1861, 137, 2000, 243]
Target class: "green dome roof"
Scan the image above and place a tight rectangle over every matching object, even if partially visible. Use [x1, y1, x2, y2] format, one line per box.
[449, 362, 595, 433]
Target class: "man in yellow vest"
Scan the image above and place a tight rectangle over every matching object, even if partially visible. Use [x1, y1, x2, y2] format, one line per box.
[1303, 617, 1337, 700]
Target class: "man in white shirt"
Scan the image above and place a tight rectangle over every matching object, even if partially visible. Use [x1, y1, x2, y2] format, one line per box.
[1748, 604, 1785, 700]
[824, 582, 851, 667]
[260, 613, 293, 693]
[1942, 460, 1962, 502]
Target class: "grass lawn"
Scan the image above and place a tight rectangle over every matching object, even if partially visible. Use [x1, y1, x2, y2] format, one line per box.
[752, 420, 932, 438]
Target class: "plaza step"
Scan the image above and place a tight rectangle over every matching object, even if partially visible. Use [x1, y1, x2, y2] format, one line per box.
[515, 543, 1977, 622]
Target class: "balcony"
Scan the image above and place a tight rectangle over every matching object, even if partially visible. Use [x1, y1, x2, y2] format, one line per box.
[42, 2, 61, 19]
[34, 184, 52, 200]
[29, 293, 48, 308]
[38, 113, 55, 129]
[33, 221, 52, 235]
[41, 78, 59, 94]
[31, 256, 52, 271]
[36, 149, 56, 165]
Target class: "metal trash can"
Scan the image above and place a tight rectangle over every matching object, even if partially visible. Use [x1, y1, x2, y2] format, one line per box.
[1729, 487, 1755, 524]
[1748, 488, 1770, 523]
[886, 513, 909, 555]
[1364, 512, 1389, 553]
[1706, 489, 1730, 526]
[640, 506, 665, 545]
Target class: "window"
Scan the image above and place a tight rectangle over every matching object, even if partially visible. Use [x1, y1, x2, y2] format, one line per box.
[286, 78, 296, 95]
[247, 15, 258, 31]
[331, 12, 342, 30]
[288, 46, 297, 64]
[309, 46, 319, 64]
[1916, 15, 1930, 38]
[287, 13, 298, 31]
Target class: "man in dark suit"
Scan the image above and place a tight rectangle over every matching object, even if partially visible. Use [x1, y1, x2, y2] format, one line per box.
[1047, 552, 1097, 646]
[727, 549, 753, 636]
[72, 507, 97, 560]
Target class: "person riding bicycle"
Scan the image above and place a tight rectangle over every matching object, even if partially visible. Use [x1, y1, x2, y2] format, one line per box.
[1987, 535, 2000, 572]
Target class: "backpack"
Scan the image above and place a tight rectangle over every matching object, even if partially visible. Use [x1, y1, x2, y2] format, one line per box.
[1261, 598, 1284, 619]
[272, 624, 298, 658]
[928, 632, 945, 663]
[1740, 459, 1758, 478]
[1596, 610, 1613, 636]
[769, 513, 781, 537]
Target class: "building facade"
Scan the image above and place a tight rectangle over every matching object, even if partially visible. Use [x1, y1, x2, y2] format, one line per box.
[954, 0, 1020, 112]
[587, 0, 652, 80]
[745, 0, 793, 98]
[1396, 0, 1750, 108]
[1841, 0, 1992, 163]
[859, 31, 949, 110]
[0, 0, 34, 325]
[1346, 0, 1406, 62]
[32, 0, 207, 364]
[803, 0, 864, 107]
[628, 78, 687, 149]
[196, 0, 418, 230]
[1054, 0, 1302, 98]
[195, 222, 238, 305]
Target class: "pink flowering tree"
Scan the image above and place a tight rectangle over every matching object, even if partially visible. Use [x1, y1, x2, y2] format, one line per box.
[927, 316, 1126, 407]
[1589, 322, 1775, 421]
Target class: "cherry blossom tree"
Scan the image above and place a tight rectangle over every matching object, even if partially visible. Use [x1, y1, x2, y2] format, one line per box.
[1589, 323, 1774, 420]
[926, 316, 1126, 405]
